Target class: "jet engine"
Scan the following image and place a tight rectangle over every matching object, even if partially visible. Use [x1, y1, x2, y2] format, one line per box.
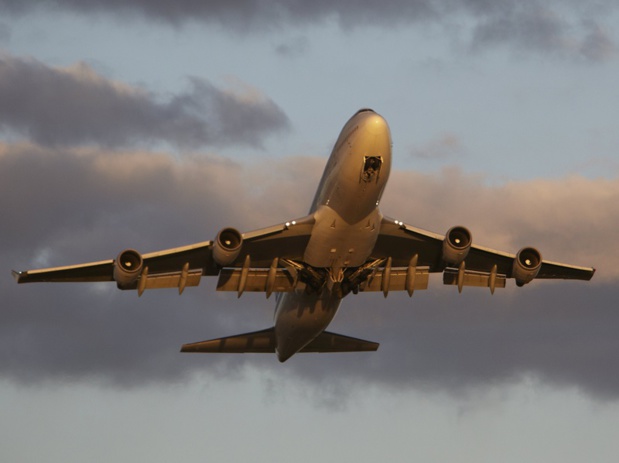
[442, 226, 472, 265]
[212, 227, 243, 267]
[512, 247, 542, 286]
[113, 249, 143, 289]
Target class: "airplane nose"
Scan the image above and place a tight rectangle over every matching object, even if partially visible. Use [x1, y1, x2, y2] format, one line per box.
[365, 114, 389, 136]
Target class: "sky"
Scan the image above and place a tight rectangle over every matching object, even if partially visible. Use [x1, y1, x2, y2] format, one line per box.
[1, 1, 619, 462]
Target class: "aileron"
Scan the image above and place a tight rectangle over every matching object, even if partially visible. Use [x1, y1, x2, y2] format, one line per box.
[13, 259, 114, 284]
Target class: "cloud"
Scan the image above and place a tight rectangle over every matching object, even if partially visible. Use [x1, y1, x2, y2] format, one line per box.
[274, 36, 310, 58]
[0, 143, 313, 385]
[469, 5, 618, 61]
[311, 284, 619, 400]
[0, 22, 9, 43]
[1, 143, 617, 400]
[0, 53, 290, 148]
[1, 1, 617, 61]
[409, 133, 464, 160]
[579, 21, 617, 62]
[383, 168, 617, 280]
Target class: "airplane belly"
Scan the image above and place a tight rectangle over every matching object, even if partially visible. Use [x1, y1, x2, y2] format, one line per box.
[304, 206, 382, 269]
[274, 290, 342, 362]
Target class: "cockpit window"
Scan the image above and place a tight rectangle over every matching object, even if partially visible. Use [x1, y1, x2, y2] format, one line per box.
[361, 156, 382, 183]
[354, 108, 375, 116]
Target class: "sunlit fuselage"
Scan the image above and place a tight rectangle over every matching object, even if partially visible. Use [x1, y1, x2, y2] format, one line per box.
[274, 109, 392, 361]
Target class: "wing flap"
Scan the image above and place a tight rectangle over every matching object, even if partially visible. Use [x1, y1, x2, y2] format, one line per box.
[216, 268, 301, 292]
[443, 267, 507, 290]
[359, 267, 430, 292]
[144, 269, 202, 290]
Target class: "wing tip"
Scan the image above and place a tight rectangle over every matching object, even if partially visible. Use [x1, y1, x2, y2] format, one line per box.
[11, 270, 24, 283]
[581, 266, 596, 281]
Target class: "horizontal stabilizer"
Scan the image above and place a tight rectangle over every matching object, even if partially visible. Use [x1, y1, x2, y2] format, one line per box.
[181, 328, 379, 354]
[300, 331, 379, 353]
[181, 328, 276, 353]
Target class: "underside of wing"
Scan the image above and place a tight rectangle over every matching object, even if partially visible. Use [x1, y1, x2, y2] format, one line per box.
[13, 214, 317, 295]
[373, 216, 595, 291]
[226, 214, 315, 268]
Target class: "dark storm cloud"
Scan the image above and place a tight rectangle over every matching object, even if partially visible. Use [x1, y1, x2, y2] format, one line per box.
[1, 1, 617, 61]
[0, 0, 438, 28]
[292, 285, 619, 400]
[0, 143, 311, 385]
[0, 53, 290, 148]
[1, 146, 618, 399]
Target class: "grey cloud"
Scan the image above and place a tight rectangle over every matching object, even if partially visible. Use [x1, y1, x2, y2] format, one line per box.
[409, 133, 464, 160]
[1, 145, 617, 400]
[0, 22, 9, 43]
[0, 0, 439, 29]
[0, 53, 290, 148]
[1, 1, 617, 61]
[469, 5, 618, 61]
[579, 21, 617, 62]
[470, 6, 567, 53]
[291, 285, 619, 400]
[274, 37, 310, 58]
[1, 143, 302, 385]
[187, 78, 291, 148]
[382, 168, 618, 279]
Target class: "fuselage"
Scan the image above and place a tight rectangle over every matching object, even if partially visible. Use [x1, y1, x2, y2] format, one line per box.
[274, 109, 392, 361]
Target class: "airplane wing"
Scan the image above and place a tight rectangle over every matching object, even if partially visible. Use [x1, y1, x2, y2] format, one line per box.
[13, 214, 316, 295]
[373, 216, 595, 292]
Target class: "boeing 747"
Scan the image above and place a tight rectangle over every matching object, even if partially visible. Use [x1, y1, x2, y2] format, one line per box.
[13, 109, 595, 362]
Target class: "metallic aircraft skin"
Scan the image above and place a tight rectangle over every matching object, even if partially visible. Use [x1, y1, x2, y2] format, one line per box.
[12, 108, 596, 362]
[274, 109, 391, 361]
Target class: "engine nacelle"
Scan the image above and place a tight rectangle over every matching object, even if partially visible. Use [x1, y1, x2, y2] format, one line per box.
[512, 247, 542, 286]
[113, 249, 143, 289]
[442, 226, 472, 265]
[212, 227, 243, 267]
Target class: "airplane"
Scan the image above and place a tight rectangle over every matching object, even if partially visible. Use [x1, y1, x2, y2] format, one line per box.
[12, 108, 596, 362]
